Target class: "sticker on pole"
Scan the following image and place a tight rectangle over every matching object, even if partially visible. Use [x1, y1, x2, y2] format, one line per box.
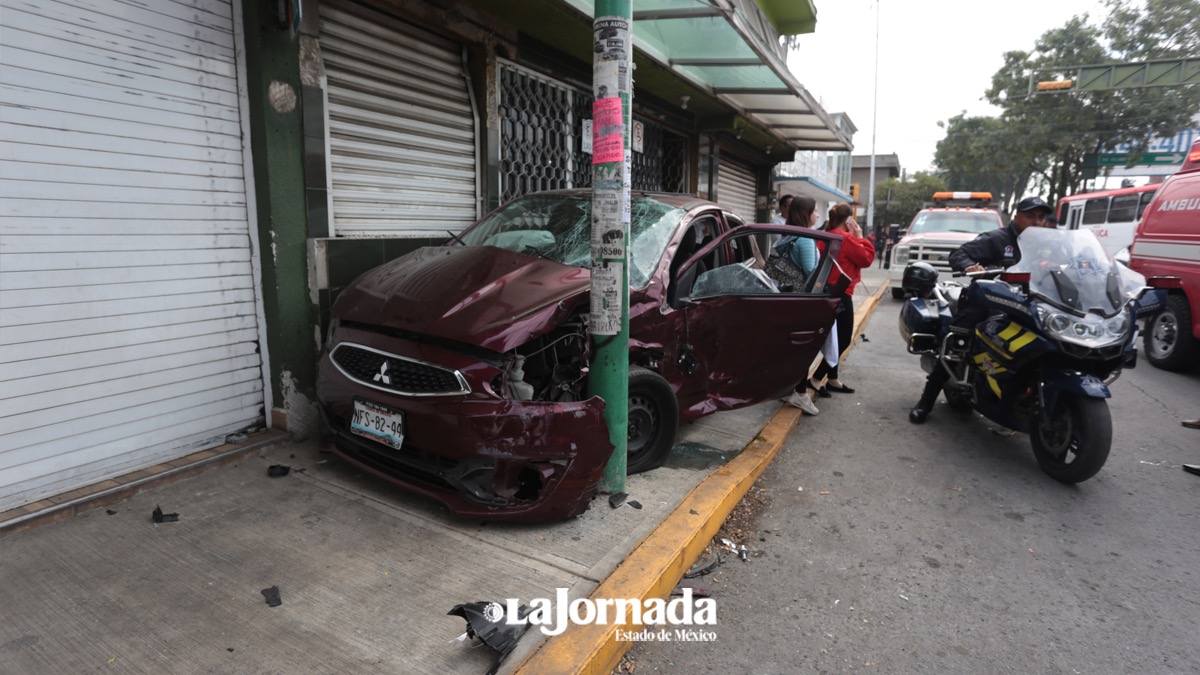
[591, 190, 626, 259]
[594, 18, 629, 66]
[592, 97, 624, 165]
[590, 262, 624, 335]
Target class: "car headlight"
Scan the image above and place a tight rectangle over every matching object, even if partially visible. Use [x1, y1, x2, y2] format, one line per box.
[1035, 304, 1130, 347]
[892, 245, 909, 264]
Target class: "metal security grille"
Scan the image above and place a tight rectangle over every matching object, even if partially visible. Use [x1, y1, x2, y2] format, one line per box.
[632, 118, 688, 193]
[500, 62, 688, 200]
[717, 154, 759, 221]
[571, 92, 594, 189]
[498, 65, 576, 202]
[331, 343, 469, 396]
[0, 0, 265, 511]
[322, 2, 479, 236]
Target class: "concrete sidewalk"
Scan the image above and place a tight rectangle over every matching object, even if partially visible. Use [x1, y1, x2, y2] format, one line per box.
[0, 268, 889, 675]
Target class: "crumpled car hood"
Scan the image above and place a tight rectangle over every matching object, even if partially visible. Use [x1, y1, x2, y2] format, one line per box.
[334, 246, 590, 352]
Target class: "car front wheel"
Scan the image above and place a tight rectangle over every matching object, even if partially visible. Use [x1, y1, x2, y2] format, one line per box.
[626, 367, 679, 474]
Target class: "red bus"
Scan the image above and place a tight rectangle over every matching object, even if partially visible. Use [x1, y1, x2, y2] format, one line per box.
[1055, 184, 1159, 257]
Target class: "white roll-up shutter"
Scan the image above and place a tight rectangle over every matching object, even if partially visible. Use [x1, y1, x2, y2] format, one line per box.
[321, 3, 478, 237]
[717, 155, 759, 222]
[0, 0, 264, 510]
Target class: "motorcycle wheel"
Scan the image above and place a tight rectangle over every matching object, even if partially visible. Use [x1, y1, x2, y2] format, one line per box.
[626, 367, 679, 474]
[1030, 394, 1112, 484]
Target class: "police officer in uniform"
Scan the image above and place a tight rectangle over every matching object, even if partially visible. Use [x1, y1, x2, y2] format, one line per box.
[909, 196, 1054, 423]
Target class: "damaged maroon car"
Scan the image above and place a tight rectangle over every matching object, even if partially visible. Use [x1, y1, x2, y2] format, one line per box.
[317, 190, 843, 522]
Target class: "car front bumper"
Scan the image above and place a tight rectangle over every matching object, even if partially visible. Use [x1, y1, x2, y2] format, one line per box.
[316, 337, 613, 523]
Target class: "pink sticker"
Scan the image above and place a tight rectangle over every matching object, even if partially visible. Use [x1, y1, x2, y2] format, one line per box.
[592, 97, 624, 164]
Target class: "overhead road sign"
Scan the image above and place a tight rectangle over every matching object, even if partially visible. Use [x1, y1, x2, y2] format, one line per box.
[1029, 57, 1200, 95]
[1097, 152, 1186, 167]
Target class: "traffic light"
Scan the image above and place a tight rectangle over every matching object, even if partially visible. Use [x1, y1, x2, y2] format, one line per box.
[1036, 79, 1074, 91]
[850, 183, 860, 202]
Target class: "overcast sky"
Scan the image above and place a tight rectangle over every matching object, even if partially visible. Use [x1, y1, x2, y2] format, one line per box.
[788, 0, 1112, 174]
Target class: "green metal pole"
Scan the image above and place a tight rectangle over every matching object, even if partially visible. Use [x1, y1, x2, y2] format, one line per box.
[588, 0, 632, 493]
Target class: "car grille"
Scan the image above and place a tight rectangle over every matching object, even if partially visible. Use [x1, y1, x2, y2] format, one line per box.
[331, 343, 469, 396]
[896, 241, 961, 272]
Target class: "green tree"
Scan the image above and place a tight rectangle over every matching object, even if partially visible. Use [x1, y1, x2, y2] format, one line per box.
[933, 1, 1199, 203]
[1104, 0, 1200, 58]
[934, 114, 1032, 213]
[1098, 0, 1200, 155]
[984, 17, 1115, 204]
[877, 172, 947, 231]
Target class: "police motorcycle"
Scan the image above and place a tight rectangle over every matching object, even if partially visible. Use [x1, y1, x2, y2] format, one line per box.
[897, 227, 1173, 483]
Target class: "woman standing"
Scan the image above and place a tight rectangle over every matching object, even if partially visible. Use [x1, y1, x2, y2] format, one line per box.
[779, 196, 823, 415]
[778, 195, 819, 277]
[809, 202, 875, 396]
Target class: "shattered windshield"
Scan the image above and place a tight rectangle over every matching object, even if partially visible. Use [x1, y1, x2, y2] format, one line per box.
[909, 211, 1001, 234]
[1008, 228, 1145, 316]
[456, 194, 684, 288]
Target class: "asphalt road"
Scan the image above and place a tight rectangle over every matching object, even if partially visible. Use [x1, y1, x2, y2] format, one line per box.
[628, 298, 1200, 674]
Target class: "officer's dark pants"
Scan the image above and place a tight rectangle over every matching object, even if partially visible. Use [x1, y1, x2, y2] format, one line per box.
[914, 303, 990, 410]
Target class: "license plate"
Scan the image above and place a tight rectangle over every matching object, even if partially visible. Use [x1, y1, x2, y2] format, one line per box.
[351, 399, 405, 450]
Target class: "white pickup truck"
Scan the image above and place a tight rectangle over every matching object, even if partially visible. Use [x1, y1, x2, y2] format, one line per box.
[889, 192, 1004, 299]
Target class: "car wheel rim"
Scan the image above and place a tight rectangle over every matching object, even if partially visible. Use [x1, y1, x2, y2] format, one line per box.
[1151, 314, 1177, 357]
[628, 393, 658, 456]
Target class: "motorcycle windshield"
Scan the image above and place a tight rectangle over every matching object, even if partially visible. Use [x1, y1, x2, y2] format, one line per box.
[1008, 228, 1145, 317]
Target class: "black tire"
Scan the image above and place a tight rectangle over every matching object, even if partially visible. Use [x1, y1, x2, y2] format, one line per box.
[1030, 395, 1112, 484]
[1144, 293, 1199, 372]
[626, 367, 679, 474]
[891, 287, 906, 300]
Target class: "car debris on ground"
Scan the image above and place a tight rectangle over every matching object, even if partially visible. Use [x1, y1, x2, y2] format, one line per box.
[151, 506, 179, 523]
[447, 601, 530, 675]
[261, 586, 282, 607]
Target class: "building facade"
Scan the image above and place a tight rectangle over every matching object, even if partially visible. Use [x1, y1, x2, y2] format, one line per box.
[0, 0, 851, 511]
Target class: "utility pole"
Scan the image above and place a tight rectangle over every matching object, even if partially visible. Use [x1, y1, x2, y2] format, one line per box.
[588, 0, 632, 493]
[865, 0, 880, 235]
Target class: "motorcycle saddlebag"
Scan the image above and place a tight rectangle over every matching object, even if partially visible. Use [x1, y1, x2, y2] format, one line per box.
[899, 298, 951, 350]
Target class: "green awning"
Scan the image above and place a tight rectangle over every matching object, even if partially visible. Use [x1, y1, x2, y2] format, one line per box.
[561, 0, 851, 151]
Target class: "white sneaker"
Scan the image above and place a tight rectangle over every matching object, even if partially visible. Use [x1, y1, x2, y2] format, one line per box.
[786, 391, 819, 415]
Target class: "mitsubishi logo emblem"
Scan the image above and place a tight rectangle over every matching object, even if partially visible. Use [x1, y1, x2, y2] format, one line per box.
[373, 360, 391, 385]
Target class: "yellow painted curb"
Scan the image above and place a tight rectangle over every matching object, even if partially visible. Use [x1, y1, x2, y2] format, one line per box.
[512, 280, 889, 675]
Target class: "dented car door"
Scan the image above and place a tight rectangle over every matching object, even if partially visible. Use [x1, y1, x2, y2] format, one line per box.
[670, 226, 842, 415]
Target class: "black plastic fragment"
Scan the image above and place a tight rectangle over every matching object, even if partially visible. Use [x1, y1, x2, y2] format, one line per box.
[627, 500, 642, 510]
[608, 492, 627, 508]
[448, 601, 530, 675]
[267, 465, 290, 477]
[151, 506, 179, 523]
[1183, 464, 1200, 476]
[684, 547, 722, 578]
[672, 581, 713, 597]
[261, 586, 282, 607]
[105, 509, 118, 515]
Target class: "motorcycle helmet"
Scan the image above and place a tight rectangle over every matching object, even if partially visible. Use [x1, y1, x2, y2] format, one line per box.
[902, 262, 939, 299]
